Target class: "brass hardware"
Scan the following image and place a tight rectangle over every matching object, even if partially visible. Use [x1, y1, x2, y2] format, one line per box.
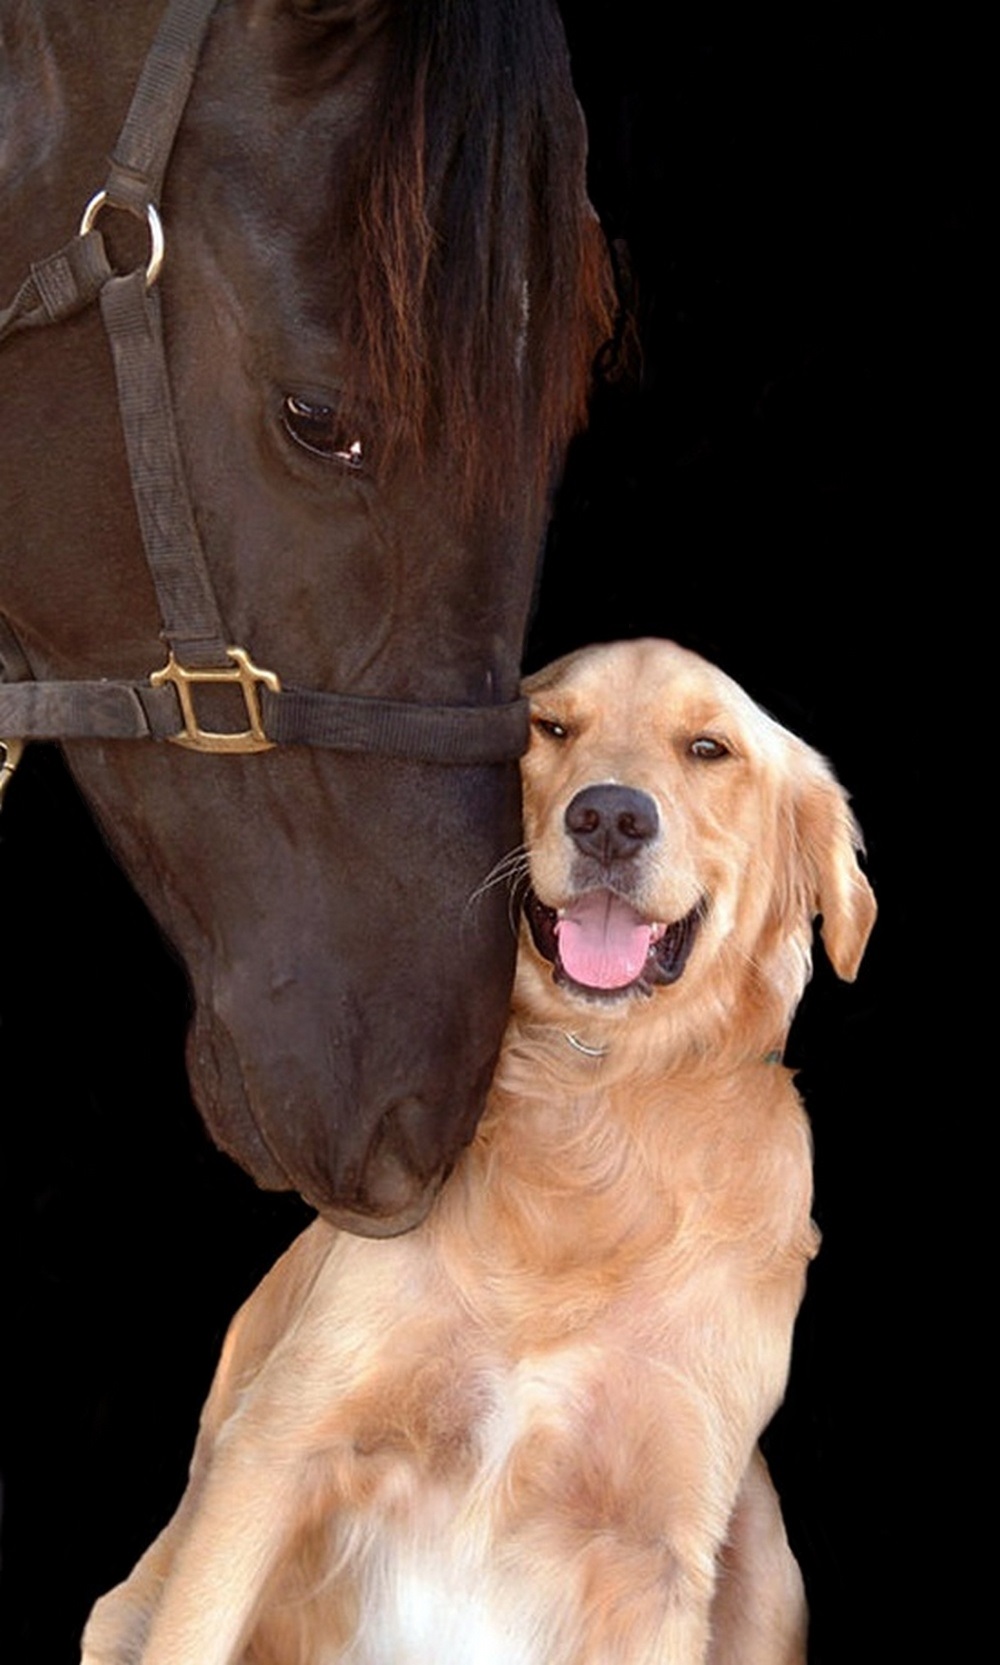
[151, 648, 279, 753]
[0, 738, 23, 808]
[79, 190, 165, 287]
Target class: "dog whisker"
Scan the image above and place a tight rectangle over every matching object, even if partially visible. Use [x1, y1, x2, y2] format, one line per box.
[466, 846, 533, 933]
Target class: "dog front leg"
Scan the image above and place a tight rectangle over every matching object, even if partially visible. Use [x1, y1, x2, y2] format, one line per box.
[81, 1375, 230, 1665]
[80, 1499, 201, 1665]
[79, 1417, 296, 1665]
[130, 1445, 308, 1665]
[707, 1447, 807, 1665]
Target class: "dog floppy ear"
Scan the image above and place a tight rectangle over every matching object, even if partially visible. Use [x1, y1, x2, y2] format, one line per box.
[794, 752, 876, 982]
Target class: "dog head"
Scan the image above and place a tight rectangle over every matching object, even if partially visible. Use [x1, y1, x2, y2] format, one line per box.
[516, 639, 875, 1060]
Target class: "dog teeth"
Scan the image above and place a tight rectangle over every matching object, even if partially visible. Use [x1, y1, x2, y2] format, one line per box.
[555, 908, 668, 940]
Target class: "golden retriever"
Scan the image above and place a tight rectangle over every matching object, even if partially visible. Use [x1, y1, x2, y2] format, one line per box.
[82, 638, 875, 1665]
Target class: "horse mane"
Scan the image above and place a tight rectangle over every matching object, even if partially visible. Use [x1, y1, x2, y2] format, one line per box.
[344, 0, 616, 513]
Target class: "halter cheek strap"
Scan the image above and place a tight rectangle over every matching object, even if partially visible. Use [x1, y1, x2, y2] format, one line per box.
[0, 0, 529, 798]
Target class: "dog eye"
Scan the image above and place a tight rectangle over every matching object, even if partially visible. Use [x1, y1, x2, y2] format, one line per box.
[533, 718, 570, 742]
[688, 735, 730, 761]
[282, 396, 364, 468]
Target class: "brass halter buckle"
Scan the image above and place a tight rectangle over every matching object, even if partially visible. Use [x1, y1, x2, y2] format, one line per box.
[0, 738, 23, 807]
[151, 647, 280, 753]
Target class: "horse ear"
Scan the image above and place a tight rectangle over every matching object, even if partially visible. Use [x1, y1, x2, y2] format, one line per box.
[794, 752, 876, 982]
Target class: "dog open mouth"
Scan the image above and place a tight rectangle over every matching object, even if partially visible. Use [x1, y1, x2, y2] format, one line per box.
[524, 888, 702, 997]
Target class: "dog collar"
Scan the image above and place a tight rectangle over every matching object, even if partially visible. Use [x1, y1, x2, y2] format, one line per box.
[564, 1031, 609, 1059]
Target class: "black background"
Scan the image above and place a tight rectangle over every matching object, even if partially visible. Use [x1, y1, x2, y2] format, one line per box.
[1, 10, 966, 1661]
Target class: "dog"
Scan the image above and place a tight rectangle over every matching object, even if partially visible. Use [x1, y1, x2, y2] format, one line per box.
[82, 638, 875, 1665]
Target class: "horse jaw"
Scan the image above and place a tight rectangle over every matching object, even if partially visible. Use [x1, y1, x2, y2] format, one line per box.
[71, 745, 521, 1237]
[188, 1011, 485, 1237]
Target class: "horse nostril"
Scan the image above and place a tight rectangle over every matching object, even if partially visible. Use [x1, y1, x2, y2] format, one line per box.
[565, 785, 659, 862]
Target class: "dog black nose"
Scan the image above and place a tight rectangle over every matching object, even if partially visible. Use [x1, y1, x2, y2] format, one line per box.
[565, 785, 659, 862]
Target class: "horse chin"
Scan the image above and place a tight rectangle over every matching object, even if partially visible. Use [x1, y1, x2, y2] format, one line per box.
[318, 1173, 447, 1239]
[187, 1006, 480, 1237]
[300, 1094, 457, 1238]
[323, 1094, 454, 1236]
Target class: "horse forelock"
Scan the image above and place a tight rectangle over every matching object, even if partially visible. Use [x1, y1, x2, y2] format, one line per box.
[338, 0, 616, 515]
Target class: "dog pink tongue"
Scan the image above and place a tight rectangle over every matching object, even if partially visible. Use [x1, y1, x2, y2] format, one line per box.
[556, 893, 653, 989]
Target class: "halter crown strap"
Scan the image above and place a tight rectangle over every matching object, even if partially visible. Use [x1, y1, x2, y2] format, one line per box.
[105, 0, 221, 209]
[78, 0, 246, 669]
[91, 0, 234, 662]
[0, 0, 530, 770]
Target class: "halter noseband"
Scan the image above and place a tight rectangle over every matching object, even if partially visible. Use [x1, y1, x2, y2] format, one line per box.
[0, 0, 529, 806]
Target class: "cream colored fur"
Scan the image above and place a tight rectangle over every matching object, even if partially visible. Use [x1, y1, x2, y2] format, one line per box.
[82, 639, 875, 1665]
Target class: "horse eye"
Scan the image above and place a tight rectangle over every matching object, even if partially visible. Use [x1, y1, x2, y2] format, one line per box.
[688, 735, 730, 761]
[533, 718, 569, 741]
[282, 396, 364, 468]
[287, 1, 350, 20]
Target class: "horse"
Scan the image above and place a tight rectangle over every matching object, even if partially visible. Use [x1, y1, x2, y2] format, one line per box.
[0, 0, 614, 1235]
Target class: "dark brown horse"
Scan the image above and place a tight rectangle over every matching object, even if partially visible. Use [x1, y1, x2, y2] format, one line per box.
[0, 0, 612, 1233]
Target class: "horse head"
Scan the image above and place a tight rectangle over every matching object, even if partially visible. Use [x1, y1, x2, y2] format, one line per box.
[0, 0, 613, 1232]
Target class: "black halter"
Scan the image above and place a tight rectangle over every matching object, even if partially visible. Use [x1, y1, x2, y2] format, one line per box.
[0, 0, 529, 802]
